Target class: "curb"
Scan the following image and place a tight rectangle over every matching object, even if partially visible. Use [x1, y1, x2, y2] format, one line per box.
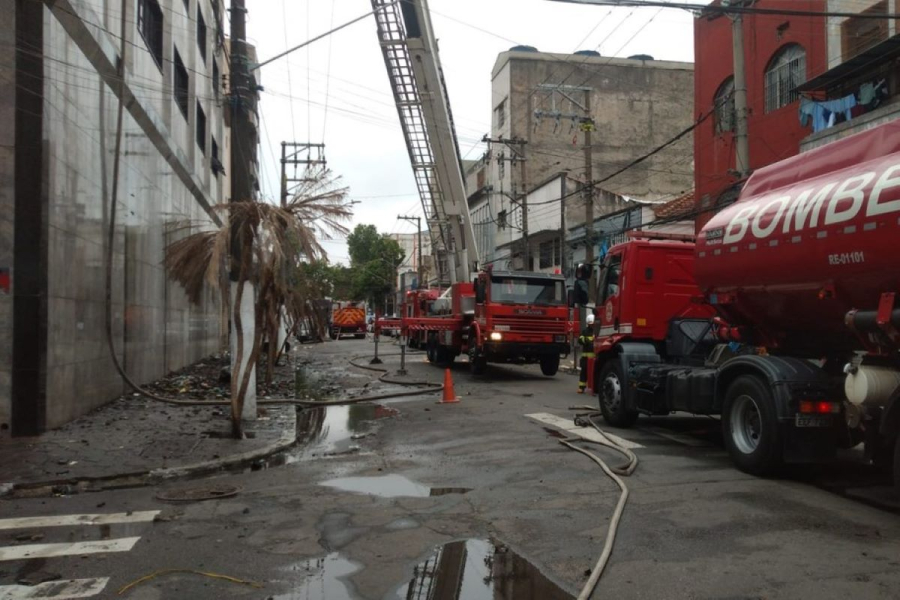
[1, 418, 298, 497]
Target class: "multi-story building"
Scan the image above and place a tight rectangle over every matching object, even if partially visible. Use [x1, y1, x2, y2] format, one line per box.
[471, 48, 695, 271]
[1, 0, 234, 434]
[694, 0, 900, 228]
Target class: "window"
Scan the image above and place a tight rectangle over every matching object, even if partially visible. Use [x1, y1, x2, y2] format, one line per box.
[137, 0, 163, 69]
[498, 151, 505, 181]
[211, 137, 224, 176]
[490, 277, 565, 306]
[599, 254, 622, 304]
[714, 77, 735, 134]
[212, 60, 220, 97]
[197, 5, 207, 64]
[495, 99, 506, 129]
[539, 238, 562, 269]
[765, 44, 806, 113]
[196, 101, 207, 155]
[173, 48, 189, 118]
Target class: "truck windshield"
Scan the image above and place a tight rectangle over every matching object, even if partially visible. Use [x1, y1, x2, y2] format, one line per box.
[490, 277, 565, 306]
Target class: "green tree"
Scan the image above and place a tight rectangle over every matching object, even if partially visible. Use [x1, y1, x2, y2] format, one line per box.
[346, 224, 405, 308]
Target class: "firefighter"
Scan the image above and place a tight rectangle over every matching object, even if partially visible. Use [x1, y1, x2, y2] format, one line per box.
[577, 314, 595, 393]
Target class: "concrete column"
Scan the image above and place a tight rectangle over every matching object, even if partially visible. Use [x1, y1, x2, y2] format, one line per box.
[230, 281, 256, 421]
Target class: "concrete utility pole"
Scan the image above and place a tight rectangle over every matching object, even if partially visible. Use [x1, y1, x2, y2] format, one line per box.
[397, 215, 424, 288]
[582, 89, 594, 302]
[229, 0, 257, 422]
[728, 2, 751, 178]
[483, 135, 528, 270]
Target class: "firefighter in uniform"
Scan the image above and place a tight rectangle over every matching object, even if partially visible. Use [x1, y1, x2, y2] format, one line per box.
[578, 314, 595, 393]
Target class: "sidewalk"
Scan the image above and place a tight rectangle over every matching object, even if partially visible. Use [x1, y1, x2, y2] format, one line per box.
[0, 375, 298, 495]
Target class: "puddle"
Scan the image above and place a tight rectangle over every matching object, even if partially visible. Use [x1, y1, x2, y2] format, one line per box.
[319, 474, 471, 498]
[292, 404, 399, 458]
[274, 552, 362, 600]
[394, 539, 573, 600]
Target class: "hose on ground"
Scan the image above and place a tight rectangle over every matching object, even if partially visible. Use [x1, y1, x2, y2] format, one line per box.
[560, 412, 638, 600]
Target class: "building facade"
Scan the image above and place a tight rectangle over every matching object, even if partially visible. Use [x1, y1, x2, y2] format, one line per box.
[474, 49, 695, 268]
[2, 0, 231, 435]
[694, 0, 900, 228]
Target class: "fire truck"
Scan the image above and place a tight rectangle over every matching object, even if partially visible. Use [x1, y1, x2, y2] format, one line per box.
[403, 288, 442, 349]
[330, 301, 367, 340]
[586, 120, 900, 490]
[372, 0, 571, 376]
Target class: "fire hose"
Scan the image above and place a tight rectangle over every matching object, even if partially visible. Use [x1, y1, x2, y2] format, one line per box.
[561, 412, 638, 600]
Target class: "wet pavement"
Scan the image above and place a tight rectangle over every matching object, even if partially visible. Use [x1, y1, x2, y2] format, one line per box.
[3, 338, 900, 600]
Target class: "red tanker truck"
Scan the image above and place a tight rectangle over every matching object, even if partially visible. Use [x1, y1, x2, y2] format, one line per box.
[591, 120, 900, 490]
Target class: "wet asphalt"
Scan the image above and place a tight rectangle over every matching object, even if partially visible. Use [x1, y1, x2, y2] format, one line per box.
[2, 338, 900, 599]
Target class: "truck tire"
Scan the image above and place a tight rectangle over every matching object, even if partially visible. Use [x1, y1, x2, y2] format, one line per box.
[540, 354, 560, 376]
[436, 346, 455, 367]
[329, 328, 339, 340]
[426, 339, 436, 363]
[722, 375, 783, 476]
[599, 361, 639, 428]
[893, 435, 900, 498]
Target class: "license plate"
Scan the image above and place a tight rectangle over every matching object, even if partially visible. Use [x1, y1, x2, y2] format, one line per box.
[795, 415, 831, 428]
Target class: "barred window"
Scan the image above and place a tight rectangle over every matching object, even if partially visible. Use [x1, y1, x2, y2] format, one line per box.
[765, 44, 806, 113]
[714, 77, 735, 134]
[137, 0, 163, 70]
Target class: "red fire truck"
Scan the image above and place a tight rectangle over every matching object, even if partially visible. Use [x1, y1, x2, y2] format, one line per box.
[587, 120, 900, 490]
[402, 288, 442, 349]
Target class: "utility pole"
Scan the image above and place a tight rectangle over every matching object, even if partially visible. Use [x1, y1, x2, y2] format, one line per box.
[280, 142, 327, 207]
[483, 135, 528, 270]
[229, 0, 257, 423]
[582, 89, 595, 304]
[398, 215, 424, 288]
[727, 0, 751, 178]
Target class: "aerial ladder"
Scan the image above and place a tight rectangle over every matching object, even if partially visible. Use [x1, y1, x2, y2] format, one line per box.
[371, 0, 479, 285]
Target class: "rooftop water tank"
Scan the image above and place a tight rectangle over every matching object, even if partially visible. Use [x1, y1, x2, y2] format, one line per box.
[628, 54, 654, 61]
[574, 50, 601, 57]
[509, 45, 539, 53]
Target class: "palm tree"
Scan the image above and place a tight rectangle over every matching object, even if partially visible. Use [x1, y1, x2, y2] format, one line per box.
[164, 170, 351, 437]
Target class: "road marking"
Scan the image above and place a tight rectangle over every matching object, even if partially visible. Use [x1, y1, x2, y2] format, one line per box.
[526, 413, 643, 449]
[0, 538, 140, 562]
[0, 511, 159, 531]
[638, 426, 712, 447]
[0, 578, 109, 599]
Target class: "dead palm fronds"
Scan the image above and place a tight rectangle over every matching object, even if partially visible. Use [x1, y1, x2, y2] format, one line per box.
[164, 170, 351, 437]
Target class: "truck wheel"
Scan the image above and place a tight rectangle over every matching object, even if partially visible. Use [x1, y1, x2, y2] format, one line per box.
[893, 435, 900, 498]
[599, 361, 638, 428]
[722, 375, 783, 476]
[436, 347, 455, 367]
[469, 347, 487, 375]
[540, 354, 560, 376]
[329, 328, 339, 340]
[426, 340, 436, 363]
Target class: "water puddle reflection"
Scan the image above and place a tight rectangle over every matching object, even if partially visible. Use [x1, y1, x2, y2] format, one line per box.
[274, 552, 361, 600]
[319, 474, 471, 498]
[395, 539, 573, 600]
[293, 404, 398, 458]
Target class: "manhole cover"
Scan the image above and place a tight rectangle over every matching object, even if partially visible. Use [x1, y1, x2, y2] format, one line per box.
[156, 484, 240, 502]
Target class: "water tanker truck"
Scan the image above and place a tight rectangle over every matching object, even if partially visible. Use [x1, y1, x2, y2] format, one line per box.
[590, 120, 900, 490]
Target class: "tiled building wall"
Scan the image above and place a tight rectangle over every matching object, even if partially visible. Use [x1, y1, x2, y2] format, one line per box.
[1, 0, 226, 433]
[0, 0, 14, 433]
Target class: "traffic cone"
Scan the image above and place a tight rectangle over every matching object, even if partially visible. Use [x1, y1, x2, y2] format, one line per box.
[439, 368, 459, 404]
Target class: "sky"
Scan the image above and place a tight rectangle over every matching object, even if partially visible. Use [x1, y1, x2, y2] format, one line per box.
[248, 0, 697, 265]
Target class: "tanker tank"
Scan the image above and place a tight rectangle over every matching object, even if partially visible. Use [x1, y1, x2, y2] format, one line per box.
[694, 120, 900, 356]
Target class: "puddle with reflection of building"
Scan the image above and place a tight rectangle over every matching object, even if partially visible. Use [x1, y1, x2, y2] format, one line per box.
[393, 538, 573, 600]
[274, 552, 362, 600]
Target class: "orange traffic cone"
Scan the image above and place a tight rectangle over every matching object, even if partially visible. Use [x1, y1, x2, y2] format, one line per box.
[439, 368, 459, 404]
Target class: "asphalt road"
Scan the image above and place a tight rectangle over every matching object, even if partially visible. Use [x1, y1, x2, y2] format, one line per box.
[2, 338, 899, 600]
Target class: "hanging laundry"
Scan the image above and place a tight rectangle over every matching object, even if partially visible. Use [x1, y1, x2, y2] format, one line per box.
[799, 95, 857, 133]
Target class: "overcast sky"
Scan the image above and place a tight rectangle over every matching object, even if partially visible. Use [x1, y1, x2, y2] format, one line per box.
[248, 0, 696, 264]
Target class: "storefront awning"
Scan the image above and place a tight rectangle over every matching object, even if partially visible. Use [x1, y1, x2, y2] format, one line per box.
[796, 35, 900, 93]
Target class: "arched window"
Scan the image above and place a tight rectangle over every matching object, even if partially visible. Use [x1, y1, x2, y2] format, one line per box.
[714, 77, 735, 134]
[765, 44, 806, 112]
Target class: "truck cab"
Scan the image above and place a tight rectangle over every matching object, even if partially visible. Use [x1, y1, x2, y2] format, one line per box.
[469, 270, 570, 375]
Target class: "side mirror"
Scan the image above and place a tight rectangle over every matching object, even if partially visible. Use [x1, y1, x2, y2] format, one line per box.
[567, 288, 575, 308]
[475, 280, 485, 304]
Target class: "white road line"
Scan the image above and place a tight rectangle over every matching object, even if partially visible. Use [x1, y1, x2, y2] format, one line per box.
[0, 511, 159, 531]
[0, 578, 109, 599]
[0, 538, 140, 562]
[526, 413, 644, 449]
[638, 426, 712, 447]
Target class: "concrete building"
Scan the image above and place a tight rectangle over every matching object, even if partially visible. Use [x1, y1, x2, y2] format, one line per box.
[388, 232, 432, 311]
[471, 48, 694, 267]
[2, 0, 231, 435]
